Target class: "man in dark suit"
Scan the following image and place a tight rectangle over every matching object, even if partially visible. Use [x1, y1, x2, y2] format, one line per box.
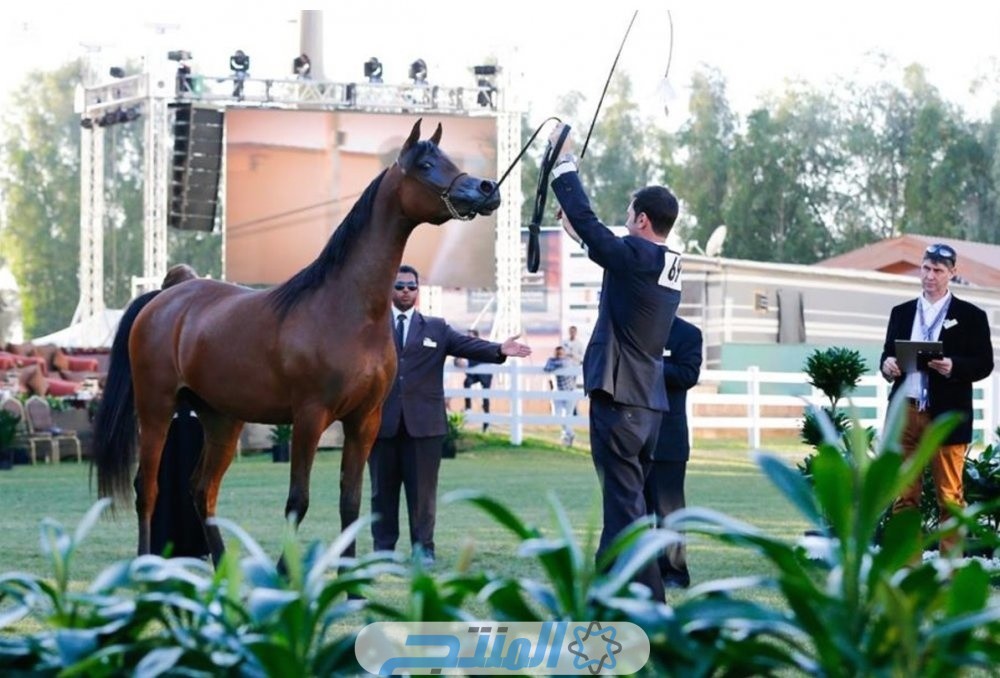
[369, 265, 531, 564]
[548, 122, 682, 601]
[879, 243, 994, 555]
[644, 317, 702, 589]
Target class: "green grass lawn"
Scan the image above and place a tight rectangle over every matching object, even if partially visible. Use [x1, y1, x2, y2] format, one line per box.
[0, 435, 811, 611]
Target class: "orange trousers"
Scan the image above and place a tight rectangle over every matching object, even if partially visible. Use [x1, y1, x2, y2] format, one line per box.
[892, 402, 967, 555]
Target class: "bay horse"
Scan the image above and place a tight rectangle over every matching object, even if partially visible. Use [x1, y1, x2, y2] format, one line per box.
[92, 119, 500, 563]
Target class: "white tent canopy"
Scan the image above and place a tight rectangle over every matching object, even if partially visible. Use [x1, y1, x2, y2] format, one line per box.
[31, 310, 123, 348]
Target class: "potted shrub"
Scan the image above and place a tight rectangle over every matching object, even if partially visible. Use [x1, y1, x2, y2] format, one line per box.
[798, 347, 871, 480]
[270, 423, 292, 463]
[0, 409, 18, 470]
[442, 411, 465, 459]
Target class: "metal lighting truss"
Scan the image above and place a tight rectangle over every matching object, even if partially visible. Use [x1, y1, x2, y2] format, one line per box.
[77, 71, 519, 330]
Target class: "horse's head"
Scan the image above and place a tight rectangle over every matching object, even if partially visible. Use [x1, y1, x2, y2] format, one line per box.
[396, 119, 500, 224]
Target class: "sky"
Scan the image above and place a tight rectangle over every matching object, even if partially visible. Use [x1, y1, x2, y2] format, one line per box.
[2, 1, 999, 128]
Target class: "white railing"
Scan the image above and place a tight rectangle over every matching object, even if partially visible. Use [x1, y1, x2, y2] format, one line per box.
[444, 364, 1000, 448]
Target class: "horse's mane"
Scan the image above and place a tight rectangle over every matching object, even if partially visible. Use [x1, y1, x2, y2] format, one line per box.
[268, 169, 388, 317]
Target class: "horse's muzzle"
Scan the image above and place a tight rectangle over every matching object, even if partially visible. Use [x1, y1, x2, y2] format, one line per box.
[475, 180, 501, 215]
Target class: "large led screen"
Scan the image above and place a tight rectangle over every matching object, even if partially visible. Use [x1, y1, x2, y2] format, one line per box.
[224, 110, 498, 288]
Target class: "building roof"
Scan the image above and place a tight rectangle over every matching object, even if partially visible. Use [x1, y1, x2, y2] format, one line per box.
[817, 235, 1000, 289]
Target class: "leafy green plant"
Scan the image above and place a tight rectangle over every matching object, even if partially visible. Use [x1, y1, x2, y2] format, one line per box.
[270, 423, 293, 445]
[805, 346, 868, 411]
[669, 402, 1000, 676]
[0, 409, 19, 450]
[443, 410, 466, 458]
[0, 501, 392, 676]
[963, 426, 1000, 531]
[799, 347, 874, 478]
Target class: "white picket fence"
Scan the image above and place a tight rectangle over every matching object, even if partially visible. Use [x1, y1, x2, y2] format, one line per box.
[444, 363, 1000, 448]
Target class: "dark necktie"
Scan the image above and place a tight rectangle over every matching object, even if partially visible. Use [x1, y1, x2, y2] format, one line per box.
[395, 313, 405, 351]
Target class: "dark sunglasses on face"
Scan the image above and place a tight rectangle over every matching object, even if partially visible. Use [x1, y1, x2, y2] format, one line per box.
[394, 283, 418, 291]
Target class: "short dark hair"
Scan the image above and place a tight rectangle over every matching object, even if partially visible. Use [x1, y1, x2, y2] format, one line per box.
[162, 264, 197, 289]
[398, 264, 420, 285]
[632, 186, 679, 237]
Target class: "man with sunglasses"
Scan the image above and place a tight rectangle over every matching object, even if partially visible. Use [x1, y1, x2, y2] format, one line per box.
[880, 243, 994, 555]
[369, 264, 532, 566]
[548, 122, 682, 601]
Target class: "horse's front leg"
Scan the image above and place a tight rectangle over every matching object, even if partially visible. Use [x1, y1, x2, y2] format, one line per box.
[284, 410, 326, 527]
[340, 407, 381, 559]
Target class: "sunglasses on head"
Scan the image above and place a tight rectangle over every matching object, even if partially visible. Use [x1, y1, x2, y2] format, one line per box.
[925, 243, 956, 263]
[394, 282, 418, 291]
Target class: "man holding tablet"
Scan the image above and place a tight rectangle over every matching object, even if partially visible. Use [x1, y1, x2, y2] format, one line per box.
[879, 243, 994, 554]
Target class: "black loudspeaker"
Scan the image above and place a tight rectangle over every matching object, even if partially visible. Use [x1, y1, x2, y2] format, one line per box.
[169, 105, 224, 232]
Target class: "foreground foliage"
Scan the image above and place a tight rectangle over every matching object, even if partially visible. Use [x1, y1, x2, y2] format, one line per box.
[3, 407, 999, 675]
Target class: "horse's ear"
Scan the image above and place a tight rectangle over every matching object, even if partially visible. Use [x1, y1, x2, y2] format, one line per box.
[402, 118, 422, 154]
[430, 122, 442, 146]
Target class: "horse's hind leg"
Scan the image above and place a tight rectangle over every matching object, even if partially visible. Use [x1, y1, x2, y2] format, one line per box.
[134, 407, 174, 556]
[190, 412, 244, 566]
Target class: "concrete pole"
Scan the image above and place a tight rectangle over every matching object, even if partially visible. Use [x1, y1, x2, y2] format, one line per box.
[299, 10, 324, 80]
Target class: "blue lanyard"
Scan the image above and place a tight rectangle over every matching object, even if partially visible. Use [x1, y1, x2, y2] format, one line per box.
[917, 295, 951, 341]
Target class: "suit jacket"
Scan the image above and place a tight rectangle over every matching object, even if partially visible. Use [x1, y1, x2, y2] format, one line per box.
[655, 317, 703, 461]
[879, 294, 994, 445]
[378, 312, 506, 439]
[552, 172, 680, 411]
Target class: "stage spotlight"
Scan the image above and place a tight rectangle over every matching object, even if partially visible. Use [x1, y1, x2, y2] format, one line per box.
[292, 53, 311, 78]
[123, 107, 141, 122]
[109, 66, 126, 79]
[80, 118, 94, 130]
[97, 110, 118, 127]
[167, 50, 193, 62]
[409, 58, 428, 84]
[363, 57, 383, 83]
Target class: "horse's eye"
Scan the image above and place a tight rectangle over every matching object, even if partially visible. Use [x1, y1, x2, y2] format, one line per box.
[419, 161, 433, 171]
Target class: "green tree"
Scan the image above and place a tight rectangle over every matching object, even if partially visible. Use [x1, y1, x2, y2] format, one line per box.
[841, 62, 991, 246]
[898, 65, 984, 239]
[0, 62, 84, 336]
[101, 116, 145, 309]
[169, 230, 222, 280]
[723, 85, 839, 263]
[674, 67, 734, 250]
[577, 75, 662, 222]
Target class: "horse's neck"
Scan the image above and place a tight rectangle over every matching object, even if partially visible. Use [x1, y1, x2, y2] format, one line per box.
[328, 174, 415, 314]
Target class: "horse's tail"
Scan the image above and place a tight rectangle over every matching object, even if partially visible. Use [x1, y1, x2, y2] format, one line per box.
[91, 290, 160, 508]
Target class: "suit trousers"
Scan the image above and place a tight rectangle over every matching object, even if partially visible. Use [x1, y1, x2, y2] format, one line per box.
[893, 401, 967, 554]
[136, 408, 209, 559]
[368, 422, 444, 558]
[644, 459, 689, 587]
[463, 373, 492, 413]
[589, 391, 665, 601]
